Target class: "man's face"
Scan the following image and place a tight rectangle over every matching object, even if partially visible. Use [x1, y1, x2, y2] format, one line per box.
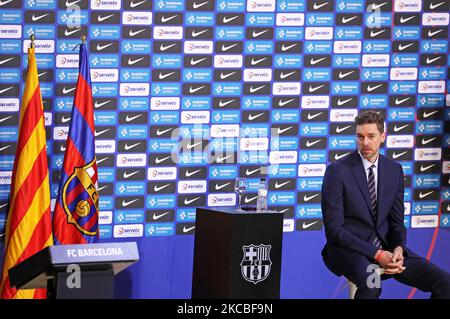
[356, 123, 386, 162]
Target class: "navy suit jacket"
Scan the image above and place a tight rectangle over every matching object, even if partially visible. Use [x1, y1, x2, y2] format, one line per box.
[321, 150, 410, 276]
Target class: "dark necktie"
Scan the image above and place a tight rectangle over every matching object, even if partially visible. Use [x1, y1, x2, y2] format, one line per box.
[368, 164, 382, 249]
[368, 165, 377, 217]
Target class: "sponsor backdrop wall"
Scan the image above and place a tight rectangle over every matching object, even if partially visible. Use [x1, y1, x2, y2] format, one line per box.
[0, 0, 449, 298]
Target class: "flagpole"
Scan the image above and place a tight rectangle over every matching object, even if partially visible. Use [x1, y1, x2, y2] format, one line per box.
[29, 34, 35, 48]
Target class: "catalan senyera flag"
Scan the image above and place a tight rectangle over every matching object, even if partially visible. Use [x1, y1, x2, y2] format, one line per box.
[0, 47, 53, 299]
[52, 42, 99, 244]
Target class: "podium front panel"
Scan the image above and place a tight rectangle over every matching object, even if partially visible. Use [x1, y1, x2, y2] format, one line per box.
[8, 242, 139, 299]
[54, 270, 114, 299]
[192, 207, 283, 299]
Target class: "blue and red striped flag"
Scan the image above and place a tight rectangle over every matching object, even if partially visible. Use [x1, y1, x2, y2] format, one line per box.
[0, 47, 53, 299]
[52, 42, 99, 244]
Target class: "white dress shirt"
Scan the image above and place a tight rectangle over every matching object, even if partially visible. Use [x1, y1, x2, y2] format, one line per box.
[358, 151, 379, 199]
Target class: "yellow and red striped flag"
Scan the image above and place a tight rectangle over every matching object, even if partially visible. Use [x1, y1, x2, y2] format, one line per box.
[0, 47, 53, 299]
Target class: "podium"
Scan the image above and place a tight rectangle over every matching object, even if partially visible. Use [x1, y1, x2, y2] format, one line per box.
[192, 207, 283, 299]
[9, 242, 139, 299]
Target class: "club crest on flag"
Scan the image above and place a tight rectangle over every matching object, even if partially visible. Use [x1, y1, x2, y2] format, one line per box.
[61, 159, 98, 236]
[241, 244, 272, 284]
[52, 41, 99, 244]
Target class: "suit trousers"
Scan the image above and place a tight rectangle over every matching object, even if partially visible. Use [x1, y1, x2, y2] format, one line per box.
[336, 249, 450, 299]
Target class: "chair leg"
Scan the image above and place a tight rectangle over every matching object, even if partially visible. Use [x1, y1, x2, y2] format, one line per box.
[347, 267, 383, 299]
[348, 280, 357, 299]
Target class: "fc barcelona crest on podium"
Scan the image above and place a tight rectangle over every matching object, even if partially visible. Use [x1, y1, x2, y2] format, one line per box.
[61, 159, 99, 236]
[241, 244, 272, 284]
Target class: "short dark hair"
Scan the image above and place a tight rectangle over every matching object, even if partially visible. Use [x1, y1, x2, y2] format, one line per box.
[354, 110, 384, 133]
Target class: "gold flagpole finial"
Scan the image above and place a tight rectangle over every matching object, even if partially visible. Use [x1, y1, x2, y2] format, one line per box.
[81, 35, 86, 44]
[29, 34, 35, 48]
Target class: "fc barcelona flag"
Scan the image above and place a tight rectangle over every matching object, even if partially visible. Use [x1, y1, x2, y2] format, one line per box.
[0, 46, 53, 299]
[52, 41, 99, 244]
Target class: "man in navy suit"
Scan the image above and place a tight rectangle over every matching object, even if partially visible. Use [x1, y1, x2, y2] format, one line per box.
[321, 110, 450, 299]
